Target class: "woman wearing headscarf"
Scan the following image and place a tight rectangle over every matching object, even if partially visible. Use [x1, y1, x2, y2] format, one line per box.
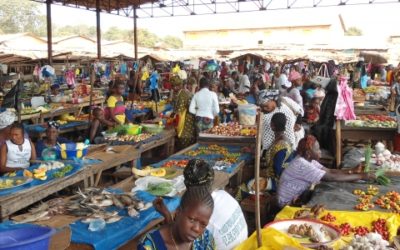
[35, 121, 70, 157]
[286, 70, 304, 108]
[0, 110, 17, 148]
[258, 89, 304, 151]
[277, 135, 376, 208]
[170, 76, 196, 150]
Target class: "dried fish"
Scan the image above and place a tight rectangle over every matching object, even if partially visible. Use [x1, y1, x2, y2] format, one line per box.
[140, 202, 153, 211]
[127, 206, 139, 218]
[15, 211, 50, 224]
[110, 195, 124, 209]
[106, 216, 122, 224]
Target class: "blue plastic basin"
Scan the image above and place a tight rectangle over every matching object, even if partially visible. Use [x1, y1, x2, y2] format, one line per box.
[0, 226, 55, 250]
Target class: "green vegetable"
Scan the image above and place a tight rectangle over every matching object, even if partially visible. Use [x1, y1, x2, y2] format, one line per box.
[52, 165, 73, 178]
[146, 182, 173, 196]
[107, 125, 128, 136]
[377, 175, 391, 186]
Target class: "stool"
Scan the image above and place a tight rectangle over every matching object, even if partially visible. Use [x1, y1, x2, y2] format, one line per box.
[240, 195, 272, 227]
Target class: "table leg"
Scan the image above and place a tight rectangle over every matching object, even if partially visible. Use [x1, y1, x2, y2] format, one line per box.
[336, 120, 341, 168]
[166, 138, 175, 156]
[94, 171, 103, 187]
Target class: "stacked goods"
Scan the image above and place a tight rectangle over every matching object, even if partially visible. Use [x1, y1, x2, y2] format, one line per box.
[346, 115, 396, 128]
[205, 122, 256, 137]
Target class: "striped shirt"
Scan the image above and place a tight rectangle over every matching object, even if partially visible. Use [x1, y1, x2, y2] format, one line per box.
[277, 156, 326, 207]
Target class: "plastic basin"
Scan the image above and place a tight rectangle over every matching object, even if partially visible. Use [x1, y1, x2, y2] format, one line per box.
[57, 143, 88, 160]
[0, 226, 55, 250]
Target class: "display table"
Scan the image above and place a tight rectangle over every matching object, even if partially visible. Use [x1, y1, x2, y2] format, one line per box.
[0, 145, 140, 220]
[335, 120, 397, 166]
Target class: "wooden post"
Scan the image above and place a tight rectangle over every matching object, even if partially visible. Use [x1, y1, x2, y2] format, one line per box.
[96, 0, 101, 59]
[46, 0, 53, 65]
[336, 120, 341, 168]
[254, 111, 263, 247]
[133, 6, 138, 61]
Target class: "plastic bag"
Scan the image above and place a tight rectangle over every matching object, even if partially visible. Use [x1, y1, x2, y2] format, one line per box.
[131, 175, 185, 197]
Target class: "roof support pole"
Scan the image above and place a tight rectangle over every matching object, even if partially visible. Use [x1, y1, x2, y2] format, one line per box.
[133, 6, 138, 61]
[46, 0, 53, 65]
[96, 0, 101, 59]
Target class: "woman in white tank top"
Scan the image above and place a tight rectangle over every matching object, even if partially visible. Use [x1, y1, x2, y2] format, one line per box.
[0, 123, 36, 173]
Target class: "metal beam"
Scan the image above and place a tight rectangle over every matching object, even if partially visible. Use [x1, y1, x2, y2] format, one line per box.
[46, 0, 53, 65]
[96, 0, 101, 59]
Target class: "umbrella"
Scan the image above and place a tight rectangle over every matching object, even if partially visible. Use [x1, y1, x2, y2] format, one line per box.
[360, 51, 387, 64]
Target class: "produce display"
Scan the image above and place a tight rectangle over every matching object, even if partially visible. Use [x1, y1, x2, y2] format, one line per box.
[37, 161, 65, 171]
[146, 182, 173, 196]
[161, 160, 189, 168]
[204, 122, 256, 137]
[52, 165, 73, 178]
[106, 133, 153, 142]
[287, 223, 332, 243]
[0, 177, 31, 190]
[341, 233, 391, 250]
[185, 145, 241, 164]
[346, 115, 396, 128]
[353, 186, 400, 213]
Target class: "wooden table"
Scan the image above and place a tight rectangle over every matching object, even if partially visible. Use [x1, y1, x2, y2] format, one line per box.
[335, 120, 397, 166]
[139, 128, 176, 157]
[198, 134, 256, 146]
[0, 145, 140, 220]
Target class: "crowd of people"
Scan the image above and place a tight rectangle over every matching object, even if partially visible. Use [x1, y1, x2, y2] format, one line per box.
[2, 59, 400, 249]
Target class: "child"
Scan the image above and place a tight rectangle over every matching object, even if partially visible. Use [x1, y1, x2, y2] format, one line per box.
[138, 187, 216, 250]
[306, 97, 321, 124]
[89, 108, 115, 144]
[0, 123, 36, 173]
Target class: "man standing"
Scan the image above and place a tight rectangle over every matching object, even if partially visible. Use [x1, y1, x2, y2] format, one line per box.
[189, 77, 220, 133]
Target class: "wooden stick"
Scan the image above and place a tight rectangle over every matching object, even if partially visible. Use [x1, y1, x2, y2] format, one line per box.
[254, 111, 263, 247]
[336, 120, 341, 168]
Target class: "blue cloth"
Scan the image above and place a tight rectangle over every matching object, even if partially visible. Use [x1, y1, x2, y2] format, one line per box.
[0, 162, 84, 196]
[149, 72, 159, 90]
[71, 190, 180, 250]
[36, 137, 71, 157]
[361, 75, 368, 89]
[245, 95, 257, 105]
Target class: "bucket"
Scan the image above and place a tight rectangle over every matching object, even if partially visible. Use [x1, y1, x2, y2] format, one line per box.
[0, 226, 55, 250]
[57, 143, 88, 160]
[238, 104, 257, 126]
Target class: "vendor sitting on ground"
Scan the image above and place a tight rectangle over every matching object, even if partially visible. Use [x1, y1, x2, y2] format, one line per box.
[0, 123, 36, 173]
[89, 107, 115, 144]
[138, 187, 216, 250]
[106, 80, 126, 125]
[277, 135, 376, 208]
[264, 113, 293, 192]
[154, 159, 248, 250]
[36, 121, 70, 157]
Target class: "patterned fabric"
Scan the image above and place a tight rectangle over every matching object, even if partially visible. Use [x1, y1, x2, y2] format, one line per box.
[137, 229, 216, 250]
[173, 89, 196, 149]
[258, 89, 280, 105]
[0, 110, 16, 129]
[195, 116, 214, 133]
[106, 95, 126, 124]
[262, 101, 297, 151]
[264, 139, 293, 191]
[277, 157, 326, 207]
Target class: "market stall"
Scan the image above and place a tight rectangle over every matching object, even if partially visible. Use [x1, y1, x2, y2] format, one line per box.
[0, 145, 140, 220]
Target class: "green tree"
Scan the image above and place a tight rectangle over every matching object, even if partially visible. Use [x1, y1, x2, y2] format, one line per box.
[0, 0, 46, 35]
[345, 27, 363, 36]
[54, 25, 97, 38]
[163, 35, 183, 48]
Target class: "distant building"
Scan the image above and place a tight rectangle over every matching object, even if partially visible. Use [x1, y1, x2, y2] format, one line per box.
[183, 15, 345, 49]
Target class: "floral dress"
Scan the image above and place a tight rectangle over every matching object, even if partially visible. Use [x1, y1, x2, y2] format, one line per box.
[173, 89, 196, 149]
[137, 229, 216, 250]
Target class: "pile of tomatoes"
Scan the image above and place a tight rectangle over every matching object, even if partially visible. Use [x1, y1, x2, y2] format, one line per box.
[372, 219, 389, 240]
[374, 191, 400, 213]
[320, 213, 336, 223]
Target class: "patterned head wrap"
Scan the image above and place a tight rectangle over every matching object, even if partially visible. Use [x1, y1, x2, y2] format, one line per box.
[258, 89, 280, 105]
[0, 110, 16, 129]
[47, 121, 60, 130]
[183, 159, 214, 188]
[170, 75, 183, 87]
[296, 135, 317, 158]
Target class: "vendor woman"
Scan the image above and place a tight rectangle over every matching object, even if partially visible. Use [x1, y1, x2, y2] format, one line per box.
[0, 123, 36, 173]
[277, 135, 375, 208]
[106, 81, 126, 125]
[35, 121, 70, 157]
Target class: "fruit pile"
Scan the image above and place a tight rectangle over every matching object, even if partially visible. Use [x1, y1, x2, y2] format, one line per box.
[162, 160, 189, 168]
[347, 115, 396, 128]
[185, 145, 229, 157]
[335, 219, 389, 240]
[353, 186, 400, 213]
[114, 133, 153, 142]
[206, 123, 256, 137]
[320, 212, 336, 222]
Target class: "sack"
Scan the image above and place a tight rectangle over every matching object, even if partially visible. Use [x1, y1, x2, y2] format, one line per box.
[310, 64, 331, 89]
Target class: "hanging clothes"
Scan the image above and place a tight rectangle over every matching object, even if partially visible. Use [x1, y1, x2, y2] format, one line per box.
[65, 70, 76, 88]
[120, 63, 128, 75]
[334, 77, 356, 120]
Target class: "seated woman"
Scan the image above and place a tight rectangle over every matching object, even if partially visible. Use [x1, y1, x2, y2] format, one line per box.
[264, 113, 293, 192]
[138, 187, 215, 250]
[277, 135, 375, 208]
[0, 123, 36, 173]
[106, 81, 127, 125]
[36, 121, 70, 157]
[154, 159, 248, 250]
[89, 107, 115, 144]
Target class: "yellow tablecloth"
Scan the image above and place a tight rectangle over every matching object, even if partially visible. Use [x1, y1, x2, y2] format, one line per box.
[235, 206, 400, 250]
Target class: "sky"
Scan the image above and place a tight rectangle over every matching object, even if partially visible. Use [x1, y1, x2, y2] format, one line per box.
[39, 2, 400, 39]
